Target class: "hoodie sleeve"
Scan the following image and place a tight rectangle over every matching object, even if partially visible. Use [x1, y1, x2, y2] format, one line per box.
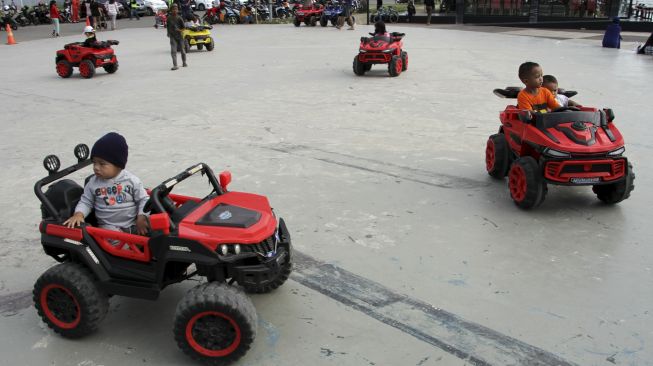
[75, 180, 95, 218]
[132, 176, 149, 216]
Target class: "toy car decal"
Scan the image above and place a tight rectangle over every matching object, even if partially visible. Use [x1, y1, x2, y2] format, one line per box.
[170, 245, 191, 252]
[165, 179, 178, 188]
[219, 211, 232, 220]
[85, 247, 100, 264]
[187, 165, 202, 175]
[64, 238, 83, 246]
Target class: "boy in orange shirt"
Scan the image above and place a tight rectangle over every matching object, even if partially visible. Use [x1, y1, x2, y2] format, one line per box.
[517, 62, 560, 113]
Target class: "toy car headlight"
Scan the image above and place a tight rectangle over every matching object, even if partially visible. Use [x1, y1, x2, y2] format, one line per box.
[359, 49, 367, 53]
[607, 146, 625, 156]
[219, 244, 229, 255]
[381, 49, 393, 53]
[543, 148, 570, 158]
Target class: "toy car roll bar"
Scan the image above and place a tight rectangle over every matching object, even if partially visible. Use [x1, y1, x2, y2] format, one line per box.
[493, 86, 577, 99]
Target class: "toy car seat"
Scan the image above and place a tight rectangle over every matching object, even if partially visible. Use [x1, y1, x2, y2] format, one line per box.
[41, 179, 83, 220]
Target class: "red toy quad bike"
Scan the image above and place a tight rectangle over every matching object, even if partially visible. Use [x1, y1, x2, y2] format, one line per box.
[353, 32, 407, 77]
[293, 4, 323, 26]
[55, 40, 119, 79]
[33, 144, 292, 365]
[486, 87, 635, 209]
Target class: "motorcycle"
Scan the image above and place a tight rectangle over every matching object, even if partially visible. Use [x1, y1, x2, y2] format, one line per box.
[202, 5, 220, 23]
[0, 9, 19, 30]
[14, 5, 32, 26]
[60, 6, 72, 23]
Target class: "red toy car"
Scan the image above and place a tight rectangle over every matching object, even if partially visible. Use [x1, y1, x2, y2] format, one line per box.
[293, 4, 323, 26]
[33, 144, 292, 365]
[353, 32, 407, 77]
[55, 41, 119, 79]
[486, 87, 635, 209]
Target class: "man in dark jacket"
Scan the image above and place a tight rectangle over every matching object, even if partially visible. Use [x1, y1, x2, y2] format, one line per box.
[424, 0, 434, 24]
[167, 4, 187, 70]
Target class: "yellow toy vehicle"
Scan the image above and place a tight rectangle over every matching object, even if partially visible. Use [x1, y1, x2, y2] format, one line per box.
[182, 25, 215, 52]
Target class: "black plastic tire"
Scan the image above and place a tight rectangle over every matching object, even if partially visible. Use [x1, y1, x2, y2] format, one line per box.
[198, 3, 205, 10]
[103, 63, 118, 74]
[33, 263, 109, 338]
[319, 16, 327, 26]
[206, 39, 214, 51]
[400, 50, 408, 71]
[309, 15, 317, 26]
[364, 63, 372, 71]
[353, 55, 366, 76]
[56, 59, 73, 78]
[486, 133, 509, 178]
[184, 38, 191, 53]
[592, 162, 635, 204]
[79, 59, 95, 79]
[508, 156, 546, 209]
[174, 282, 257, 366]
[197, 43, 204, 50]
[388, 55, 402, 77]
[293, 17, 301, 26]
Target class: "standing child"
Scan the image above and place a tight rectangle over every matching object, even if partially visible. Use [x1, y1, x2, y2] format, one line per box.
[407, 0, 415, 23]
[64, 132, 149, 236]
[106, 0, 118, 30]
[166, 4, 187, 70]
[516, 62, 560, 113]
[50, 0, 60, 37]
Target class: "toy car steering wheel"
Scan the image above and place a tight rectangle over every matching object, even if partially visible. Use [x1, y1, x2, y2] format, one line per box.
[552, 106, 581, 113]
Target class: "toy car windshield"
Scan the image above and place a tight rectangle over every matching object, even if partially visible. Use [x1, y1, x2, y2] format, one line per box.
[533, 110, 605, 130]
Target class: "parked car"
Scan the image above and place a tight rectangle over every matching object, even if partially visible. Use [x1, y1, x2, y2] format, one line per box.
[117, 0, 146, 17]
[191, 0, 213, 11]
[144, 0, 167, 15]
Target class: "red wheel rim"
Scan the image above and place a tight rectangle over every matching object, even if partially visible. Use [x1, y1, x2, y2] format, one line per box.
[485, 139, 495, 171]
[395, 59, 402, 74]
[79, 62, 90, 77]
[185, 311, 241, 357]
[56, 62, 69, 77]
[40, 284, 81, 329]
[509, 164, 527, 202]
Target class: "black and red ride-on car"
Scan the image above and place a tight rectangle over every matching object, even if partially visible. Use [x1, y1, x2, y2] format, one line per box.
[33, 144, 292, 365]
[55, 41, 119, 79]
[486, 87, 635, 209]
[293, 4, 323, 26]
[353, 32, 407, 77]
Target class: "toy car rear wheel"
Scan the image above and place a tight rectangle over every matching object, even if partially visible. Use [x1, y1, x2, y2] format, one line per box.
[364, 63, 372, 71]
[592, 162, 635, 204]
[103, 63, 119, 74]
[309, 15, 317, 26]
[33, 263, 109, 338]
[486, 133, 509, 178]
[320, 16, 327, 26]
[174, 282, 256, 366]
[388, 55, 402, 77]
[197, 43, 204, 50]
[508, 156, 546, 209]
[353, 56, 366, 76]
[79, 59, 96, 79]
[56, 59, 73, 78]
[206, 39, 215, 51]
[401, 51, 408, 71]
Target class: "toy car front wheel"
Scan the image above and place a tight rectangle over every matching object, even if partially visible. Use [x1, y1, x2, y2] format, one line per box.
[103, 63, 119, 74]
[174, 282, 256, 366]
[508, 157, 546, 209]
[79, 59, 96, 79]
[353, 56, 366, 76]
[592, 162, 635, 204]
[206, 39, 215, 51]
[197, 43, 204, 50]
[293, 17, 301, 26]
[309, 15, 317, 26]
[33, 263, 109, 338]
[388, 55, 402, 77]
[486, 133, 509, 178]
[56, 60, 73, 78]
[401, 51, 408, 71]
[319, 16, 327, 26]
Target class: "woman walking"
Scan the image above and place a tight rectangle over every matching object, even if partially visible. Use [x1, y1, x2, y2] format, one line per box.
[106, 0, 118, 29]
[50, 0, 60, 37]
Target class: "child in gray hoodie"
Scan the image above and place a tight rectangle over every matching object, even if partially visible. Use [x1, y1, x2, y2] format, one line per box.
[64, 132, 149, 235]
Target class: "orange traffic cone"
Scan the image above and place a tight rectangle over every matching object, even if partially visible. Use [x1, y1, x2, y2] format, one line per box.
[6, 24, 16, 45]
[86, 16, 91, 26]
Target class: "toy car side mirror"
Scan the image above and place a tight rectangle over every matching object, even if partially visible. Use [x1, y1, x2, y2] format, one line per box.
[149, 213, 170, 235]
[219, 170, 232, 191]
[604, 108, 615, 123]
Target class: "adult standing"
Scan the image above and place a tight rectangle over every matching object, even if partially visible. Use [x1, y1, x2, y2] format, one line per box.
[180, 0, 191, 20]
[129, 0, 140, 20]
[424, 0, 434, 24]
[49, 0, 60, 36]
[72, 0, 79, 22]
[166, 4, 187, 70]
[336, 0, 354, 30]
[83, 0, 92, 26]
[106, 0, 118, 29]
[376, 0, 381, 10]
[90, 0, 101, 27]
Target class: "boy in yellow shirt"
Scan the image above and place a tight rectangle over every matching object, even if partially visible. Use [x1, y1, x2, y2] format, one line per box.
[517, 62, 560, 113]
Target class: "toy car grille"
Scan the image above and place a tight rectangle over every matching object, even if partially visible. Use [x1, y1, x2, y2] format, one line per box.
[240, 235, 276, 255]
[546, 162, 562, 177]
[561, 164, 612, 174]
[613, 160, 625, 176]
